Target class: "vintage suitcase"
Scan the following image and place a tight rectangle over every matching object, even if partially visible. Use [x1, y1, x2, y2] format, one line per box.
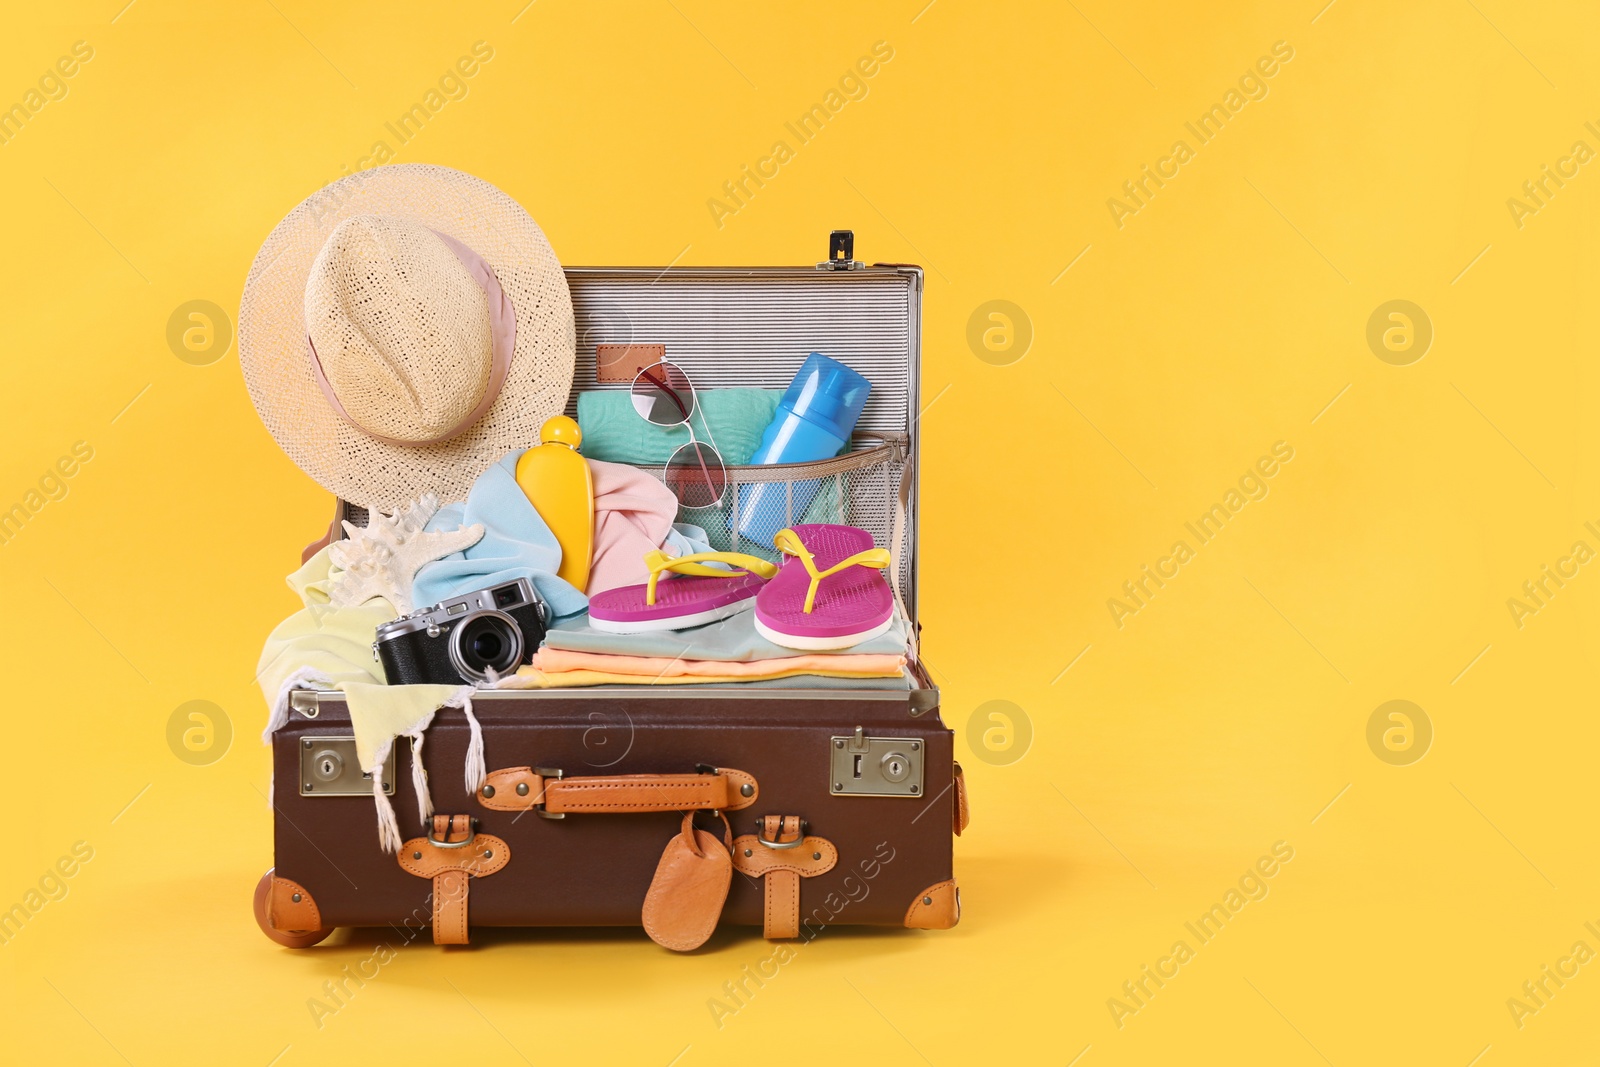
[255, 234, 967, 948]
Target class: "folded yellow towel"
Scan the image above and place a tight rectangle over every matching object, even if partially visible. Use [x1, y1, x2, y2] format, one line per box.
[258, 546, 477, 852]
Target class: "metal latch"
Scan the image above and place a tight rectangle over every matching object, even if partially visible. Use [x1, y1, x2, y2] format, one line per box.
[817, 229, 861, 271]
[830, 727, 923, 797]
[300, 736, 395, 797]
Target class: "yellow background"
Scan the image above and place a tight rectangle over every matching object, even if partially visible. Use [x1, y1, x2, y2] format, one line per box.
[1, 1, 1595, 1064]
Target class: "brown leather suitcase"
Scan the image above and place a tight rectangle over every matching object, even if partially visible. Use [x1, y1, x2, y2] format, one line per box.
[255, 236, 966, 948]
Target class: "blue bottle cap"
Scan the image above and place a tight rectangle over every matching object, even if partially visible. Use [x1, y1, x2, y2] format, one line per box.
[779, 353, 871, 441]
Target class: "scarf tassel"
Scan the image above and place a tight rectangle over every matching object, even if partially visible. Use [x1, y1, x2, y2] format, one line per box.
[363, 692, 484, 854]
[409, 732, 434, 822]
[461, 695, 486, 795]
[371, 738, 403, 854]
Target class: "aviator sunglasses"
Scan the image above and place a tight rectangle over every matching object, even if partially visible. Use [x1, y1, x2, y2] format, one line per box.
[628, 360, 727, 509]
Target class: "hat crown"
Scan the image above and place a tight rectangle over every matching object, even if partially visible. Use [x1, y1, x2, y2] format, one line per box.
[304, 215, 492, 443]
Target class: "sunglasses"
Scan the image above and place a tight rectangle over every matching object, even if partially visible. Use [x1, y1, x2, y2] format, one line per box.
[629, 361, 727, 509]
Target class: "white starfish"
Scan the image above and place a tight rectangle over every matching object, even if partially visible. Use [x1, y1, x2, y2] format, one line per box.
[328, 494, 483, 613]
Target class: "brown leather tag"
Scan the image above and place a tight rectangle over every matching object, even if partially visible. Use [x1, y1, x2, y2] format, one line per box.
[596, 343, 665, 383]
[642, 823, 731, 951]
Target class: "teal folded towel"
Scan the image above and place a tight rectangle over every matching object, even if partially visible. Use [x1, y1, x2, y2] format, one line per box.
[577, 389, 780, 466]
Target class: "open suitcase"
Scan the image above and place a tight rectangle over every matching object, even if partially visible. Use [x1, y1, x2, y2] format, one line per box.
[255, 233, 968, 948]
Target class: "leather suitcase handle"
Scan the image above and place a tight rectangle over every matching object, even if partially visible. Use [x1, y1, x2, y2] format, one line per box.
[476, 766, 758, 816]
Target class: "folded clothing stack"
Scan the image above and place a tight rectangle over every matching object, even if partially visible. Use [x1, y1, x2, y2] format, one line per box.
[497, 603, 913, 689]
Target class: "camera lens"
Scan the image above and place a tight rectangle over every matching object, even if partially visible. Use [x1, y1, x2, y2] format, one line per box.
[447, 610, 523, 682]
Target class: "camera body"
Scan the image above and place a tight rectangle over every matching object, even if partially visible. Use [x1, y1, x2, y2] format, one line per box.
[374, 578, 547, 686]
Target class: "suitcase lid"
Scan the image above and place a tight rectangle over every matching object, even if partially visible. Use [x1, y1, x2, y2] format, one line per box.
[563, 252, 925, 617]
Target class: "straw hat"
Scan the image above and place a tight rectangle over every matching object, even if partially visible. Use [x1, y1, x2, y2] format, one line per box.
[240, 164, 575, 512]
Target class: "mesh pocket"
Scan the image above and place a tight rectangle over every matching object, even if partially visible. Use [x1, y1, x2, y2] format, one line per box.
[649, 434, 911, 597]
[336, 435, 913, 597]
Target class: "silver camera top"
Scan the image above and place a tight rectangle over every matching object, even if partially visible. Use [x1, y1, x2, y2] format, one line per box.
[374, 577, 541, 642]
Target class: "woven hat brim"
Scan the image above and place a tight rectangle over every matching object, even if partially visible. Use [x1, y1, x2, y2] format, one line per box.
[239, 164, 576, 513]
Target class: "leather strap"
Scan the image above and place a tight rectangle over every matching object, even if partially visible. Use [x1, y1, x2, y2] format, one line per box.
[729, 816, 837, 940]
[763, 816, 801, 940]
[434, 869, 469, 945]
[953, 761, 970, 836]
[396, 814, 511, 945]
[477, 767, 758, 814]
[766, 870, 800, 939]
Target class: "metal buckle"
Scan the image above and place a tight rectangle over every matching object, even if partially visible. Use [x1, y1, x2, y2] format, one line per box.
[817, 229, 859, 271]
[426, 817, 479, 849]
[755, 817, 807, 850]
[533, 767, 565, 820]
[691, 764, 725, 817]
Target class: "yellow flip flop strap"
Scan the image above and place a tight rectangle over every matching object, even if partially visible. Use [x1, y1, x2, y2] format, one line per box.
[642, 549, 779, 606]
[772, 528, 891, 614]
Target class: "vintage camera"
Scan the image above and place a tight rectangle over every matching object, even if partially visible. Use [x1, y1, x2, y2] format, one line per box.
[374, 578, 547, 685]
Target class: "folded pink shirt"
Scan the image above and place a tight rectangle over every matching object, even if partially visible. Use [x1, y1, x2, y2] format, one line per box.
[586, 458, 683, 596]
[532, 647, 907, 679]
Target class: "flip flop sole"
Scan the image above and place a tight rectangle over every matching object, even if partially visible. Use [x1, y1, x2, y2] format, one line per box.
[589, 598, 755, 635]
[589, 572, 766, 634]
[753, 612, 894, 651]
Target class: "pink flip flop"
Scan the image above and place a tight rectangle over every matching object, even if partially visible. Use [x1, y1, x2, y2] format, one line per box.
[588, 550, 778, 634]
[754, 525, 895, 650]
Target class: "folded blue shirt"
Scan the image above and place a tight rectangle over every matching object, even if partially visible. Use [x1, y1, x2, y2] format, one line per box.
[413, 452, 588, 620]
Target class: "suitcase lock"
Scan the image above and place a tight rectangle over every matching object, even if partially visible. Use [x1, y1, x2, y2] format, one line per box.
[830, 727, 924, 797]
[299, 736, 395, 797]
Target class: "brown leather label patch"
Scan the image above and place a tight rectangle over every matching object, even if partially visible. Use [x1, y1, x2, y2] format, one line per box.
[730, 835, 837, 878]
[596, 343, 665, 383]
[642, 827, 731, 951]
[396, 834, 510, 880]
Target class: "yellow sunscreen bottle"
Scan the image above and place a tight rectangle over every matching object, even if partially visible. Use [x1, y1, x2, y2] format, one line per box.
[514, 415, 594, 591]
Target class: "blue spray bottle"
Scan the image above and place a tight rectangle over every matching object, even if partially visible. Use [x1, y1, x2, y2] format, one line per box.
[737, 352, 872, 547]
